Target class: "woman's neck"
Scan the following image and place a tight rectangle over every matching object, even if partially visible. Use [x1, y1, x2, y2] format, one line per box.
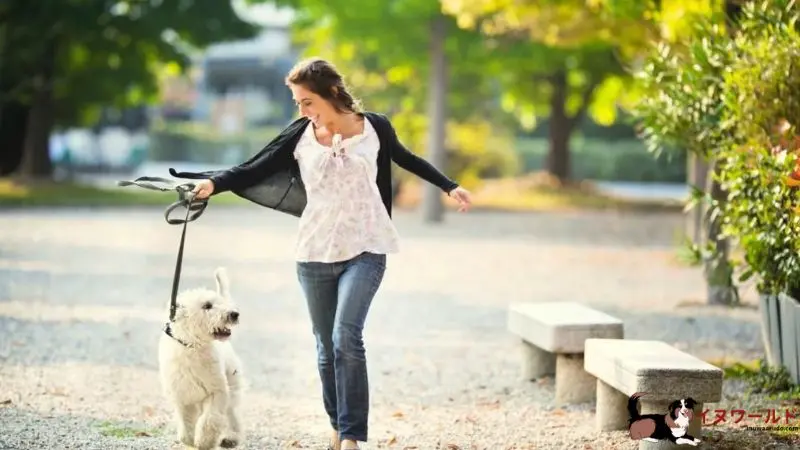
[323, 112, 359, 135]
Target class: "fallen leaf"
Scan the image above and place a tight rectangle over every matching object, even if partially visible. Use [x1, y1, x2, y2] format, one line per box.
[551, 408, 565, 416]
[386, 435, 397, 445]
[391, 410, 405, 418]
[0, 399, 12, 406]
[134, 431, 151, 437]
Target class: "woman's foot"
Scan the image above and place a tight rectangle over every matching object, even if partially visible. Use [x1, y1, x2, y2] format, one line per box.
[341, 438, 360, 449]
[328, 429, 340, 450]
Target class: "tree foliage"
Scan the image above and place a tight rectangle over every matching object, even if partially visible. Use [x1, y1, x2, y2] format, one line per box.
[1, 0, 259, 177]
[248, 0, 521, 188]
[440, 0, 639, 182]
[716, 0, 800, 298]
[2, 0, 259, 128]
[631, 18, 735, 160]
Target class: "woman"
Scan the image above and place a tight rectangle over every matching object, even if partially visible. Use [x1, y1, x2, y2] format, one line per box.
[189, 57, 472, 450]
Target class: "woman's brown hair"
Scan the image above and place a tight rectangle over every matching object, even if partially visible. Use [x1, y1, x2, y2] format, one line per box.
[285, 57, 363, 114]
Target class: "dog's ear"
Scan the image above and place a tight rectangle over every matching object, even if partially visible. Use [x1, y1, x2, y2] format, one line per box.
[215, 267, 230, 298]
[684, 398, 697, 409]
[668, 400, 681, 418]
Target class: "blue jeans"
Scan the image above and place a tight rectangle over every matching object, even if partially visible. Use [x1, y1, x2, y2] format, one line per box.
[296, 251, 387, 443]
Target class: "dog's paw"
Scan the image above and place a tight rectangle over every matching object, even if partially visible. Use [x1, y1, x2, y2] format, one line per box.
[220, 438, 239, 448]
[177, 433, 195, 447]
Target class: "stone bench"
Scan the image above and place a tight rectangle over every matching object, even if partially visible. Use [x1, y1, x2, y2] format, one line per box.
[507, 301, 624, 405]
[584, 339, 724, 450]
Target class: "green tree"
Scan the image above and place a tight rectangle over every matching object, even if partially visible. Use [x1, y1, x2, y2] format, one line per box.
[249, 0, 520, 222]
[710, 0, 800, 373]
[1, 0, 259, 179]
[441, 0, 642, 183]
[622, 0, 745, 305]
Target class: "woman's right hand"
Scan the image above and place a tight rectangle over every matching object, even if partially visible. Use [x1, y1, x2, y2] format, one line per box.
[191, 179, 215, 200]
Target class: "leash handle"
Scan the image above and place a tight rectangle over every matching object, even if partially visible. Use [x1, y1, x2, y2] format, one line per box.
[165, 187, 208, 225]
[118, 176, 208, 225]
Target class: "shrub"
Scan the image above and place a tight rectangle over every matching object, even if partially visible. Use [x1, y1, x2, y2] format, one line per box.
[632, 17, 735, 161]
[717, 0, 800, 299]
[630, 10, 741, 304]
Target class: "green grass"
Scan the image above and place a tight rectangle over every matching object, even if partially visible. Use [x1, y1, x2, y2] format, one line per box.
[716, 357, 800, 401]
[447, 172, 684, 213]
[707, 357, 800, 443]
[95, 420, 164, 439]
[0, 178, 248, 207]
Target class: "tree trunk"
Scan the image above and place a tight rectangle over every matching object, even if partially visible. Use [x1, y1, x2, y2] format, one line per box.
[16, 41, 56, 180]
[703, 161, 737, 305]
[0, 100, 29, 176]
[686, 153, 710, 243]
[422, 14, 448, 223]
[546, 70, 571, 182]
[697, 0, 741, 306]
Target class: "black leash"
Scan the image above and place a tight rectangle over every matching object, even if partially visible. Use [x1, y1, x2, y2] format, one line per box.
[117, 176, 208, 322]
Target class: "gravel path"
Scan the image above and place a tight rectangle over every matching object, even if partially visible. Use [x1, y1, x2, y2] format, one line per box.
[0, 206, 795, 449]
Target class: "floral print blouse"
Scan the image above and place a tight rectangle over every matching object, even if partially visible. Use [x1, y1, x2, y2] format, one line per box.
[293, 118, 400, 263]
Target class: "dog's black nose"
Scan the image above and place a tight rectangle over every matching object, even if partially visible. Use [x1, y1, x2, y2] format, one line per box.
[229, 311, 239, 321]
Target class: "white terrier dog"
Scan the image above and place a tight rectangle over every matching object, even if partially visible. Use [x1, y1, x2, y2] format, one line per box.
[158, 267, 244, 449]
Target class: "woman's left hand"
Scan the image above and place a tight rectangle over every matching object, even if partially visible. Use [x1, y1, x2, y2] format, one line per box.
[448, 186, 472, 212]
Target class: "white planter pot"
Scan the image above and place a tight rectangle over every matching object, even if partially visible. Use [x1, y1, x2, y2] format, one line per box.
[760, 294, 781, 365]
[760, 293, 800, 384]
[779, 293, 800, 384]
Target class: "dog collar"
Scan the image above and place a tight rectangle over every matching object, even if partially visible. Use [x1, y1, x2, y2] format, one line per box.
[163, 322, 193, 348]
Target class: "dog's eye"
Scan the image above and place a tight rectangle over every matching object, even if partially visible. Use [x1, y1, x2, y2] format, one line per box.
[202, 302, 213, 310]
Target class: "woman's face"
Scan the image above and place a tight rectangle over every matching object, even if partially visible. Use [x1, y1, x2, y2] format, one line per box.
[289, 83, 337, 127]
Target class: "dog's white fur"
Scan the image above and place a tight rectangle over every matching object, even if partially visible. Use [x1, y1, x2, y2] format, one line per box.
[671, 399, 700, 446]
[158, 267, 244, 450]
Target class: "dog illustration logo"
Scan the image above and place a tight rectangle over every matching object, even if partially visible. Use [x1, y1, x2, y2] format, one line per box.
[628, 392, 702, 446]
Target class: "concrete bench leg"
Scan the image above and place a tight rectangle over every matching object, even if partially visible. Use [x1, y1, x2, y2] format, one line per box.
[555, 353, 595, 405]
[520, 340, 555, 380]
[638, 399, 704, 450]
[596, 379, 628, 431]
